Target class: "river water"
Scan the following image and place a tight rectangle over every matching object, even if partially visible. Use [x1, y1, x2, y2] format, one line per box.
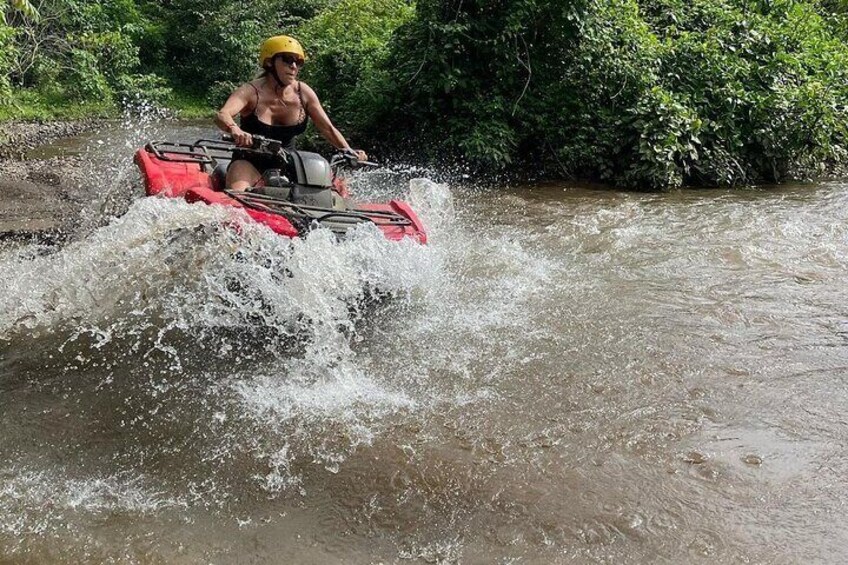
[1, 120, 847, 563]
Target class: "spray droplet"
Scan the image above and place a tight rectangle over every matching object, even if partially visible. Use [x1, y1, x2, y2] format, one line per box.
[684, 451, 707, 464]
[743, 454, 762, 466]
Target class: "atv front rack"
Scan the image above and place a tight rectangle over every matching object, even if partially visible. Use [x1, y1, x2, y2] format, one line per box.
[145, 139, 276, 165]
[225, 189, 412, 235]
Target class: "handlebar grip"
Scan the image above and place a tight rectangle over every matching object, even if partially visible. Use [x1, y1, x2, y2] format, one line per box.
[221, 132, 272, 151]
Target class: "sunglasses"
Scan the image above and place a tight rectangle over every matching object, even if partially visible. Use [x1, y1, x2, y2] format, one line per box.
[276, 54, 305, 67]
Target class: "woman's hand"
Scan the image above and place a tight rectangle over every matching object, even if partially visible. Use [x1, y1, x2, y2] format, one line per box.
[353, 149, 368, 161]
[230, 126, 253, 148]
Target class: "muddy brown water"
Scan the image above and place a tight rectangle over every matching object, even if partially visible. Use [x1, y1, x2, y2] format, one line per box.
[1, 120, 847, 563]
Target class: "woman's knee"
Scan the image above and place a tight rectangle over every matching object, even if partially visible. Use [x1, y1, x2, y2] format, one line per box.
[226, 160, 261, 190]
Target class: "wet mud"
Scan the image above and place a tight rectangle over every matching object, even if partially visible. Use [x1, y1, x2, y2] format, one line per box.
[0, 120, 102, 240]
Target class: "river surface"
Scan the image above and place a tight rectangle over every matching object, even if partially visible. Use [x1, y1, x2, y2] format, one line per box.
[1, 119, 847, 563]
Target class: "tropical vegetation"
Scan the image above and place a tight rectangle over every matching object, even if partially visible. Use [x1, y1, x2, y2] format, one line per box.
[2, 0, 847, 188]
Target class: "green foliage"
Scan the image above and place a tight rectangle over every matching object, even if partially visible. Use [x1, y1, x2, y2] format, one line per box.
[1, 0, 38, 22]
[152, 0, 268, 90]
[626, 87, 702, 189]
[64, 47, 113, 100]
[297, 0, 414, 133]
[113, 72, 172, 106]
[359, 0, 848, 188]
[638, 0, 848, 185]
[364, 0, 579, 166]
[0, 0, 170, 111]
[162, 89, 212, 118]
[1, 0, 846, 189]
[814, 0, 848, 39]
[205, 80, 240, 109]
[148, 0, 332, 94]
[0, 87, 112, 120]
[540, 0, 661, 183]
[0, 22, 16, 99]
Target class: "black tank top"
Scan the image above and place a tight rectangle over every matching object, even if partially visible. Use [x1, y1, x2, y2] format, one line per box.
[234, 81, 309, 171]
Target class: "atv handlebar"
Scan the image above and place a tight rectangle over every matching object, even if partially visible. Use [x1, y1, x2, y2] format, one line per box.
[221, 133, 286, 156]
[221, 133, 376, 169]
[330, 148, 378, 169]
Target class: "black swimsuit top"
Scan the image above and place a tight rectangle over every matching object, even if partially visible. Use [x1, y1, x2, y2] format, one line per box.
[234, 81, 308, 172]
[239, 81, 308, 150]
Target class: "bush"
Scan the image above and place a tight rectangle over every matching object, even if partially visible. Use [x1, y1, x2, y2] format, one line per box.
[0, 22, 16, 100]
[206, 80, 240, 108]
[3, 0, 149, 106]
[362, 0, 848, 188]
[2, 0, 846, 189]
[297, 0, 414, 133]
[64, 48, 112, 101]
[153, 0, 333, 93]
[114, 72, 172, 107]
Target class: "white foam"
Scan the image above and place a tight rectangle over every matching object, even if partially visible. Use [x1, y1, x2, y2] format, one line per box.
[0, 198, 236, 337]
[0, 193, 437, 341]
[0, 170, 560, 495]
[0, 466, 183, 538]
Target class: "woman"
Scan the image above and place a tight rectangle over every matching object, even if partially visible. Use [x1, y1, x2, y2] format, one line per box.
[214, 35, 367, 190]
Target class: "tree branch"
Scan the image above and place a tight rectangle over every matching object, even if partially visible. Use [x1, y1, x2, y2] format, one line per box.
[512, 35, 531, 116]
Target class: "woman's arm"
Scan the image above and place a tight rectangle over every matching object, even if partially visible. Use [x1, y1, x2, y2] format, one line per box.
[301, 83, 367, 160]
[215, 84, 254, 147]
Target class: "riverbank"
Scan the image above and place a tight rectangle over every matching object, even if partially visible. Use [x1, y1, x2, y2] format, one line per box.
[0, 120, 102, 160]
[0, 120, 105, 241]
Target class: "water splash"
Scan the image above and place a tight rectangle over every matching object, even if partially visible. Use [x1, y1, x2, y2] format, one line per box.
[0, 180, 445, 496]
[0, 197, 436, 339]
[409, 178, 456, 237]
[75, 105, 199, 234]
[0, 464, 184, 553]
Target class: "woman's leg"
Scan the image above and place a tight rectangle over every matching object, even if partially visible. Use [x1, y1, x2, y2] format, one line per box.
[226, 159, 262, 190]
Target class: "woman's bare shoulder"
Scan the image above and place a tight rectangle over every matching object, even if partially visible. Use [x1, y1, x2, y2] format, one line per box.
[299, 81, 318, 97]
[299, 82, 321, 106]
[228, 81, 257, 98]
[245, 79, 265, 92]
[222, 81, 262, 114]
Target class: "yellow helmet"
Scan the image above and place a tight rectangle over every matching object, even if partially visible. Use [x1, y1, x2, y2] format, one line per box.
[259, 35, 306, 67]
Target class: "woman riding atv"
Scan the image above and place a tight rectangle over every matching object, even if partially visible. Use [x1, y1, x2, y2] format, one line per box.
[214, 35, 368, 191]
